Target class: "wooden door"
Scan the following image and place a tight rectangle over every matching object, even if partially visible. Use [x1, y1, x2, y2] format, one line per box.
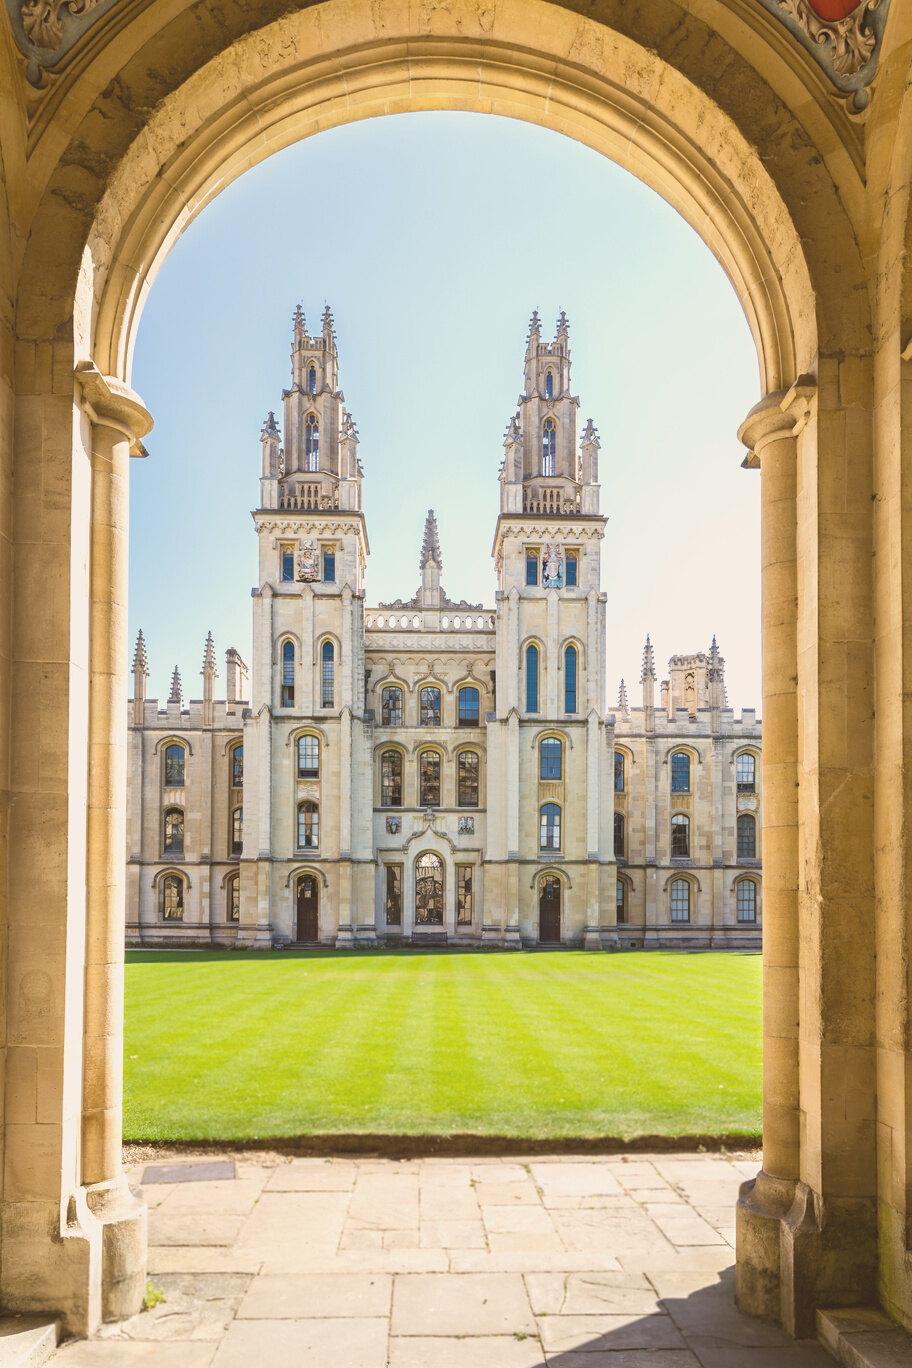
[539, 876, 561, 943]
[296, 875, 319, 941]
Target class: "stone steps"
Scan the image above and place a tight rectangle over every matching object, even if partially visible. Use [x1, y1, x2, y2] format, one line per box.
[817, 1307, 912, 1367]
[0, 1318, 58, 1368]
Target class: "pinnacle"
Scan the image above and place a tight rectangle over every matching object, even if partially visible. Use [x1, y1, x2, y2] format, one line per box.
[322, 303, 335, 334]
[527, 309, 540, 338]
[168, 666, 183, 705]
[556, 309, 569, 337]
[132, 629, 148, 674]
[618, 678, 629, 711]
[640, 634, 656, 682]
[201, 632, 217, 676]
[261, 410, 280, 438]
[293, 303, 305, 331]
[420, 509, 442, 572]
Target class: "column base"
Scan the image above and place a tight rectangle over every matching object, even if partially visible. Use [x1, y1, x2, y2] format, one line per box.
[480, 924, 502, 947]
[503, 926, 523, 950]
[355, 926, 378, 946]
[335, 924, 355, 948]
[583, 926, 603, 950]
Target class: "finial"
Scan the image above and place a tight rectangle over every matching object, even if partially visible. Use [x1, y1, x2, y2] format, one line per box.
[201, 632, 217, 676]
[581, 418, 600, 446]
[342, 411, 359, 439]
[527, 309, 540, 338]
[640, 635, 656, 683]
[261, 411, 280, 439]
[504, 414, 522, 442]
[132, 629, 148, 675]
[420, 509, 442, 572]
[556, 309, 569, 337]
[168, 666, 183, 705]
[293, 303, 305, 332]
[322, 303, 335, 335]
[618, 678, 629, 713]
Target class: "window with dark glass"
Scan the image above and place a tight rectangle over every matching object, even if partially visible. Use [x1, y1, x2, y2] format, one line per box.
[298, 800, 319, 848]
[540, 802, 560, 850]
[321, 640, 334, 708]
[163, 807, 184, 855]
[737, 813, 756, 859]
[419, 751, 440, 807]
[305, 413, 319, 470]
[161, 874, 183, 921]
[671, 751, 690, 792]
[540, 738, 562, 780]
[228, 874, 240, 922]
[231, 745, 243, 788]
[282, 640, 295, 707]
[458, 751, 479, 807]
[281, 548, 294, 582]
[614, 752, 625, 791]
[420, 687, 441, 726]
[737, 879, 757, 922]
[297, 735, 319, 777]
[308, 364, 317, 394]
[231, 806, 243, 855]
[385, 865, 402, 926]
[565, 553, 577, 587]
[616, 878, 626, 922]
[564, 644, 577, 713]
[323, 550, 335, 583]
[164, 743, 185, 787]
[457, 866, 473, 924]
[526, 553, 538, 586]
[670, 878, 690, 922]
[545, 371, 554, 398]
[458, 687, 480, 726]
[671, 813, 690, 858]
[526, 644, 539, 713]
[381, 750, 402, 807]
[382, 687, 402, 726]
[614, 812, 625, 859]
[737, 752, 756, 793]
[542, 418, 556, 476]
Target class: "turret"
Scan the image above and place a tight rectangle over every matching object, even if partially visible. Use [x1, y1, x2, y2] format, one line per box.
[580, 418, 601, 515]
[260, 411, 281, 509]
[201, 632, 217, 727]
[504, 309, 580, 514]
[499, 415, 523, 512]
[132, 629, 148, 726]
[709, 635, 726, 733]
[338, 410, 363, 510]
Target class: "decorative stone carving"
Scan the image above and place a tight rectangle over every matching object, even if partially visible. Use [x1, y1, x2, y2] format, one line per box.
[297, 541, 318, 581]
[542, 543, 563, 589]
[754, 0, 890, 110]
[458, 815, 475, 835]
[386, 816, 401, 834]
[7, 0, 118, 84]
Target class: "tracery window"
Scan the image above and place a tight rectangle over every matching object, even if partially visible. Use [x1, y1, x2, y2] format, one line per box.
[298, 800, 319, 848]
[526, 645, 539, 713]
[614, 752, 625, 792]
[231, 806, 243, 855]
[282, 641, 295, 707]
[737, 752, 756, 793]
[227, 873, 240, 922]
[231, 744, 243, 788]
[308, 364, 317, 394]
[420, 687, 441, 726]
[321, 641, 334, 708]
[458, 751, 479, 807]
[160, 874, 184, 921]
[163, 807, 184, 855]
[540, 738, 562, 781]
[565, 553, 578, 587]
[419, 751, 441, 807]
[540, 802, 561, 850]
[458, 687, 480, 726]
[415, 852, 444, 925]
[671, 751, 691, 793]
[737, 879, 757, 922]
[616, 878, 627, 922]
[670, 878, 690, 922]
[564, 644, 577, 713]
[297, 735, 319, 778]
[385, 865, 402, 926]
[164, 743, 185, 787]
[457, 866, 474, 924]
[382, 687, 402, 726]
[305, 414, 319, 470]
[542, 418, 556, 476]
[737, 813, 756, 859]
[671, 813, 690, 858]
[545, 370, 554, 399]
[381, 750, 402, 807]
[614, 812, 625, 859]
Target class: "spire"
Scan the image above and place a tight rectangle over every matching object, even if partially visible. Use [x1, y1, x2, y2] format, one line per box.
[641, 636, 656, 733]
[640, 635, 656, 683]
[132, 629, 148, 676]
[556, 309, 569, 340]
[293, 303, 305, 333]
[132, 630, 148, 725]
[168, 666, 183, 706]
[617, 678, 629, 716]
[201, 632, 217, 677]
[322, 303, 335, 342]
[420, 509, 442, 572]
[261, 410, 280, 439]
[525, 309, 541, 359]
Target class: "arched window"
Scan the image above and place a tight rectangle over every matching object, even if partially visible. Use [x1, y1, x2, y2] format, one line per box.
[420, 687, 441, 726]
[458, 687, 480, 726]
[415, 852, 444, 925]
[297, 735, 319, 777]
[164, 743, 185, 787]
[737, 879, 757, 923]
[231, 806, 243, 855]
[163, 807, 184, 855]
[526, 645, 539, 713]
[281, 547, 294, 581]
[614, 812, 625, 859]
[737, 752, 756, 793]
[540, 737, 562, 781]
[670, 878, 690, 922]
[382, 686, 402, 726]
[458, 751, 479, 807]
[420, 750, 441, 807]
[671, 813, 690, 858]
[545, 370, 554, 398]
[160, 874, 184, 921]
[565, 552, 578, 587]
[227, 873, 240, 923]
[540, 802, 561, 850]
[298, 800, 319, 849]
[308, 364, 317, 394]
[282, 640, 295, 707]
[671, 751, 691, 793]
[381, 750, 402, 807]
[321, 640, 334, 708]
[564, 644, 577, 713]
[305, 413, 319, 470]
[542, 418, 556, 476]
[231, 744, 243, 788]
[616, 878, 627, 922]
[737, 813, 756, 859]
[614, 752, 625, 792]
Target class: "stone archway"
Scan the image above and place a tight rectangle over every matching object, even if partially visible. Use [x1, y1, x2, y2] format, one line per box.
[2, 0, 910, 1341]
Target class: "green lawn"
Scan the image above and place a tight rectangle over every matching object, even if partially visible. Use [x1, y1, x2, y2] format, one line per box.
[123, 949, 761, 1141]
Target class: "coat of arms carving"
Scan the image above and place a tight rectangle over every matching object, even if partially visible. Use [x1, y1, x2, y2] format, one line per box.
[386, 816, 401, 835]
[298, 541, 319, 581]
[542, 544, 563, 589]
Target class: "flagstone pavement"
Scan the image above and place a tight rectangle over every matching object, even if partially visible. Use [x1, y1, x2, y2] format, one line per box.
[49, 1152, 836, 1366]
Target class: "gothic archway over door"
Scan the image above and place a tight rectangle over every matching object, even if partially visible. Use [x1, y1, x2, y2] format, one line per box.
[296, 874, 319, 942]
[539, 876, 561, 944]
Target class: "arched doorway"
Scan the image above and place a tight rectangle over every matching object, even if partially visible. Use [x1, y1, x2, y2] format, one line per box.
[296, 874, 319, 942]
[415, 853, 444, 926]
[538, 876, 561, 944]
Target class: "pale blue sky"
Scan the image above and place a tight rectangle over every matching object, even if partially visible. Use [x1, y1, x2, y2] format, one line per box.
[130, 112, 760, 710]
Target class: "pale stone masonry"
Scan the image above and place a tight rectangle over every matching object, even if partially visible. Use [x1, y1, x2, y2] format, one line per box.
[125, 311, 761, 950]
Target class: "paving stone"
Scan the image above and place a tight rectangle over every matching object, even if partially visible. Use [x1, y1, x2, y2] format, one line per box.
[264, 1163, 357, 1192]
[154, 1178, 267, 1217]
[237, 1272, 391, 1319]
[389, 1336, 546, 1367]
[686, 1343, 836, 1367]
[347, 1172, 420, 1230]
[419, 1219, 487, 1249]
[644, 1210, 728, 1247]
[471, 1165, 531, 1183]
[629, 1189, 685, 1204]
[383, 1231, 420, 1249]
[235, 1192, 349, 1253]
[340, 1230, 384, 1250]
[531, 1165, 623, 1197]
[483, 1206, 558, 1235]
[262, 1249, 449, 1275]
[209, 1318, 388, 1368]
[525, 1272, 660, 1316]
[142, 1162, 236, 1185]
[419, 1184, 480, 1221]
[0, 1317, 58, 1367]
[53, 1346, 216, 1366]
[540, 1352, 699, 1367]
[475, 1182, 542, 1207]
[618, 1250, 736, 1274]
[147, 1214, 247, 1248]
[147, 1251, 264, 1276]
[551, 1211, 672, 1255]
[537, 1312, 687, 1352]
[391, 1273, 536, 1336]
[651, 1272, 793, 1347]
[488, 1233, 566, 1253]
[451, 1253, 624, 1275]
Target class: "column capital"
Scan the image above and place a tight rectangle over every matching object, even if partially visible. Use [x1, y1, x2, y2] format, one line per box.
[738, 376, 816, 467]
[75, 361, 153, 456]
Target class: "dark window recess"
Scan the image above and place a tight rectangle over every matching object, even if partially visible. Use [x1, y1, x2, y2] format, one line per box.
[540, 738, 562, 781]
[323, 552, 335, 582]
[614, 812, 625, 859]
[526, 555, 538, 586]
[385, 865, 402, 926]
[282, 641, 294, 707]
[458, 751, 479, 807]
[566, 555, 578, 587]
[458, 688, 480, 726]
[282, 549, 294, 582]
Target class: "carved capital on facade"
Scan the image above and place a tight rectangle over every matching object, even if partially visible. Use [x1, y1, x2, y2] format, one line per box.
[738, 377, 816, 468]
[76, 361, 153, 456]
[754, 0, 890, 112]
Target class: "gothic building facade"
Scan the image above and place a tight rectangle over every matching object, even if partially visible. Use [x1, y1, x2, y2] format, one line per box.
[126, 310, 762, 950]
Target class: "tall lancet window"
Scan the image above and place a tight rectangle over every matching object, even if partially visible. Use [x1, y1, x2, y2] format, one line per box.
[564, 645, 577, 714]
[526, 644, 539, 713]
[321, 640, 335, 708]
[282, 640, 295, 707]
[545, 371, 554, 398]
[542, 418, 556, 476]
[305, 414, 319, 471]
[308, 364, 317, 394]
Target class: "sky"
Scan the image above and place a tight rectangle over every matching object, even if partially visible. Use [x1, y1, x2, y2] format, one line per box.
[130, 111, 761, 711]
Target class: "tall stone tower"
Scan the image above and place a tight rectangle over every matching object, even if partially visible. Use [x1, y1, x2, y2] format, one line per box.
[487, 312, 615, 948]
[242, 305, 373, 947]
